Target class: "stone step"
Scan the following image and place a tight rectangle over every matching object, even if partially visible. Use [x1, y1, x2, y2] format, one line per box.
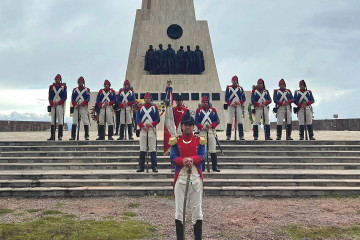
[1, 186, 360, 197]
[1, 169, 360, 180]
[1, 162, 360, 171]
[2, 178, 360, 188]
[1, 156, 360, 164]
[2, 144, 360, 152]
[2, 150, 360, 157]
[1, 140, 360, 146]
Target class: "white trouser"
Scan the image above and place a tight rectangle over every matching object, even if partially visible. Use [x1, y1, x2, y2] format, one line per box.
[199, 129, 216, 153]
[99, 106, 114, 126]
[51, 105, 64, 125]
[175, 167, 203, 225]
[227, 104, 243, 124]
[254, 106, 270, 125]
[139, 128, 157, 152]
[72, 106, 90, 125]
[298, 107, 312, 125]
[120, 107, 132, 124]
[276, 106, 292, 125]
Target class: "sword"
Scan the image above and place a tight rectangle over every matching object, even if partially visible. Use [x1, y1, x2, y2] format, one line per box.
[54, 104, 57, 136]
[183, 167, 191, 240]
[234, 106, 237, 141]
[285, 104, 288, 139]
[77, 100, 81, 141]
[104, 102, 107, 139]
[124, 104, 127, 140]
[212, 128, 224, 156]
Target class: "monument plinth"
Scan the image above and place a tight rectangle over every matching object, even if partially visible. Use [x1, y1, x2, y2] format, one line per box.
[126, 0, 226, 130]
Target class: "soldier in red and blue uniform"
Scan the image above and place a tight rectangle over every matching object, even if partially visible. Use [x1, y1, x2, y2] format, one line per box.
[69, 76, 91, 140]
[170, 114, 206, 240]
[251, 78, 272, 140]
[136, 92, 160, 172]
[195, 96, 220, 172]
[48, 74, 67, 141]
[225, 75, 246, 140]
[116, 80, 136, 140]
[294, 80, 315, 140]
[273, 79, 294, 140]
[96, 80, 116, 140]
[173, 95, 190, 135]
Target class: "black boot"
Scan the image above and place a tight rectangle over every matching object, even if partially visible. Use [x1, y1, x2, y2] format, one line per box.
[108, 125, 114, 140]
[308, 125, 316, 140]
[299, 125, 304, 140]
[276, 125, 282, 140]
[151, 152, 158, 172]
[202, 162, 205, 172]
[115, 122, 119, 136]
[286, 124, 293, 140]
[211, 153, 220, 172]
[175, 220, 184, 240]
[194, 220, 202, 240]
[96, 125, 105, 140]
[265, 125, 273, 140]
[238, 124, 245, 140]
[84, 125, 89, 140]
[58, 125, 63, 141]
[47, 125, 55, 141]
[128, 124, 134, 140]
[69, 125, 77, 140]
[253, 125, 258, 140]
[117, 124, 125, 140]
[137, 152, 146, 172]
[226, 124, 232, 140]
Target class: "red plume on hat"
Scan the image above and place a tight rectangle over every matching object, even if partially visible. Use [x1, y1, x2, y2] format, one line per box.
[232, 75, 238, 82]
[124, 80, 130, 85]
[201, 96, 209, 102]
[144, 92, 151, 99]
[104, 79, 111, 87]
[279, 78, 286, 86]
[78, 76, 85, 83]
[55, 74, 62, 81]
[257, 78, 264, 84]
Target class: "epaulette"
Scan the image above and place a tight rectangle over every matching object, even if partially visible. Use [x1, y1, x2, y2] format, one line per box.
[199, 136, 207, 145]
[169, 136, 178, 146]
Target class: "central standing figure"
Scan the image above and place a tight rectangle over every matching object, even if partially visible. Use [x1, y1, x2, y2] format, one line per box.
[170, 114, 206, 240]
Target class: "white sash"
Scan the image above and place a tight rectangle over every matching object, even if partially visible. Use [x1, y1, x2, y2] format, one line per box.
[200, 109, 213, 126]
[229, 87, 240, 103]
[298, 91, 309, 103]
[255, 90, 266, 103]
[101, 91, 111, 103]
[141, 106, 155, 123]
[52, 86, 64, 102]
[278, 90, 289, 102]
[120, 90, 131, 103]
[75, 88, 86, 103]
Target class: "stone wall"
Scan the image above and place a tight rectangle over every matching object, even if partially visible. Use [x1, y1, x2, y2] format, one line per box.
[0, 121, 68, 132]
[270, 119, 360, 131]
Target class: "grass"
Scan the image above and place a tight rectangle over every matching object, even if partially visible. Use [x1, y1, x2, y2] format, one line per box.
[42, 210, 62, 215]
[0, 208, 13, 216]
[25, 209, 42, 213]
[123, 212, 137, 218]
[280, 223, 360, 240]
[0, 214, 157, 240]
[128, 202, 140, 208]
[55, 203, 65, 208]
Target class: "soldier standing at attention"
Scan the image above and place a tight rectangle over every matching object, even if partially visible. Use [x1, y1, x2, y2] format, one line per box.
[69, 76, 91, 140]
[170, 114, 206, 240]
[273, 79, 294, 140]
[116, 80, 136, 140]
[96, 80, 116, 140]
[136, 92, 160, 172]
[294, 80, 316, 140]
[195, 96, 220, 172]
[173, 95, 190, 136]
[48, 74, 67, 141]
[251, 78, 272, 140]
[225, 75, 246, 140]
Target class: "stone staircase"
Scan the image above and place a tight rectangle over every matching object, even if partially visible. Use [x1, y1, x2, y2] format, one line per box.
[1, 140, 360, 197]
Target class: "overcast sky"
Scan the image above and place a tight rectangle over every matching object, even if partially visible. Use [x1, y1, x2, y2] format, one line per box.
[0, 0, 359, 122]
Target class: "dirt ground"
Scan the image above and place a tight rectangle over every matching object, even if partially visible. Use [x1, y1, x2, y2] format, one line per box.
[1, 196, 360, 239]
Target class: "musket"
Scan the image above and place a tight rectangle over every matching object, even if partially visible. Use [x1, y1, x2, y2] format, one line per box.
[54, 104, 57, 136]
[124, 104, 127, 140]
[206, 131, 210, 173]
[77, 100, 81, 141]
[285, 103, 288, 139]
[262, 103, 266, 140]
[183, 167, 191, 240]
[304, 103, 308, 140]
[104, 102, 107, 139]
[212, 128, 224, 156]
[146, 130, 149, 173]
[234, 106, 237, 141]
